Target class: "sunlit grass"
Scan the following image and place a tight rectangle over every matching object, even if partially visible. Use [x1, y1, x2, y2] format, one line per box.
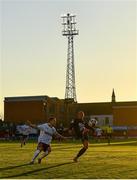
[0, 139, 137, 179]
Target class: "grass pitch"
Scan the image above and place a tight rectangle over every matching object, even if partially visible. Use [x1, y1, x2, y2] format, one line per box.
[0, 139, 137, 179]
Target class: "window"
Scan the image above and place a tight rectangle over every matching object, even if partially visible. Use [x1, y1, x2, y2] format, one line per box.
[60, 106, 64, 113]
[105, 117, 109, 125]
[49, 104, 55, 114]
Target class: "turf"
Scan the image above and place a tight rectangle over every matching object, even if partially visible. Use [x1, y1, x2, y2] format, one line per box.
[0, 139, 137, 179]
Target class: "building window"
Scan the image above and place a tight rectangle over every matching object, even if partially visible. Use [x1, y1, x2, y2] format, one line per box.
[105, 117, 109, 125]
[60, 106, 64, 113]
[49, 104, 55, 114]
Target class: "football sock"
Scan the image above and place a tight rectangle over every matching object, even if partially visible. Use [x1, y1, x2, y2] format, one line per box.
[76, 147, 87, 158]
[32, 149, 41, 161]
[39, 150, 49, 160]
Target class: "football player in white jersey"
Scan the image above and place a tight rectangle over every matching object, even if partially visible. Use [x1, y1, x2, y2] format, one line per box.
[27, 117, 67, 164]
[17, 124, 31, 147]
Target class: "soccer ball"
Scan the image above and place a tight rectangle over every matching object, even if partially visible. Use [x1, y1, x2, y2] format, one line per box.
[88, 119, 97, 127]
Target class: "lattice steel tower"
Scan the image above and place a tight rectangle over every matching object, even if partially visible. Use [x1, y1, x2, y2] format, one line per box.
[61, 13, 79, 102]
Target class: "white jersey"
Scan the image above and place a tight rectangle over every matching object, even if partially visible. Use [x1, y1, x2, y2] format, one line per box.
[37, 123, 57, 145]
[96, 128, 102, 136]
[17, 125, 31, 135]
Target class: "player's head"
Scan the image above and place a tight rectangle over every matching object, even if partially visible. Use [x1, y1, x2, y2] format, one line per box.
[48, 117, 56, 126]
[77, 111, 85, 119]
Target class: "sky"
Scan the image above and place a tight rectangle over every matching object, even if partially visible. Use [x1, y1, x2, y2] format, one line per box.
[0, 0, 137, 118]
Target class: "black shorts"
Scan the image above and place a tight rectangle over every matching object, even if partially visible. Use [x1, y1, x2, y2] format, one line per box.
[21, 135, 28, 140]
[37, 142, 50, 152]
[81, 134, 89, 142]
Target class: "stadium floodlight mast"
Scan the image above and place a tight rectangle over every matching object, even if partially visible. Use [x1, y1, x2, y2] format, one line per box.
[61, 13, 79, 102]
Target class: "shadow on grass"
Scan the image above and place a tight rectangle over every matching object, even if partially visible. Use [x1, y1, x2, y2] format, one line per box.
[0, 163, 30, 171]
[53, 141, 137, 150]
[1, 162, 74, 178]
[90, 141, 137, 147]
[115, 142, 137, 146]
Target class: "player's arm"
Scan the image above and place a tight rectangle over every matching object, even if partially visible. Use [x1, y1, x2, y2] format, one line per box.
[68, 120, 75, 135]
[27, 120, 37, 129]
[27, 120, 52, 136]
[55, 131, 66, 139]
[54, 131, 68, 140]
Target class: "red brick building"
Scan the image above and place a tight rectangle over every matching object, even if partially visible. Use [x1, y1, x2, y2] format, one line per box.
[4, 96, 65, 124]
[112, 102, 137, 137]
[4, 90, 137, 136]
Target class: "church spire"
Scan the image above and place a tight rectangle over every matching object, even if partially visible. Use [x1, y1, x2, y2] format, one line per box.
[112, 88, 116, 103]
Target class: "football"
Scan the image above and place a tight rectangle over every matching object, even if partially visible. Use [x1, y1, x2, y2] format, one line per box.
[88, 119, 97, 127]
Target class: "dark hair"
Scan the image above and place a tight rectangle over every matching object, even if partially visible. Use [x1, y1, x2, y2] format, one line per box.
[48, 117, 56, 122]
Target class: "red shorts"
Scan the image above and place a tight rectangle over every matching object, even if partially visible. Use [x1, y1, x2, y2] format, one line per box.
[37, 142, 50, 152]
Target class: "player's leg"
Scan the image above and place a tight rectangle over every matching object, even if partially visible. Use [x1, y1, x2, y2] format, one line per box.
[25, 135, 29, 145]
[20, 135, 24, 147]
[38, 145, 51, 164]
[107, 133, 110, 145]
[98, 135, 101, 142]
[108, 136, 110, 144]
[23, 136, 27, 145]
[73, 139, 88, 162]
[30, 143, 43, 164]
